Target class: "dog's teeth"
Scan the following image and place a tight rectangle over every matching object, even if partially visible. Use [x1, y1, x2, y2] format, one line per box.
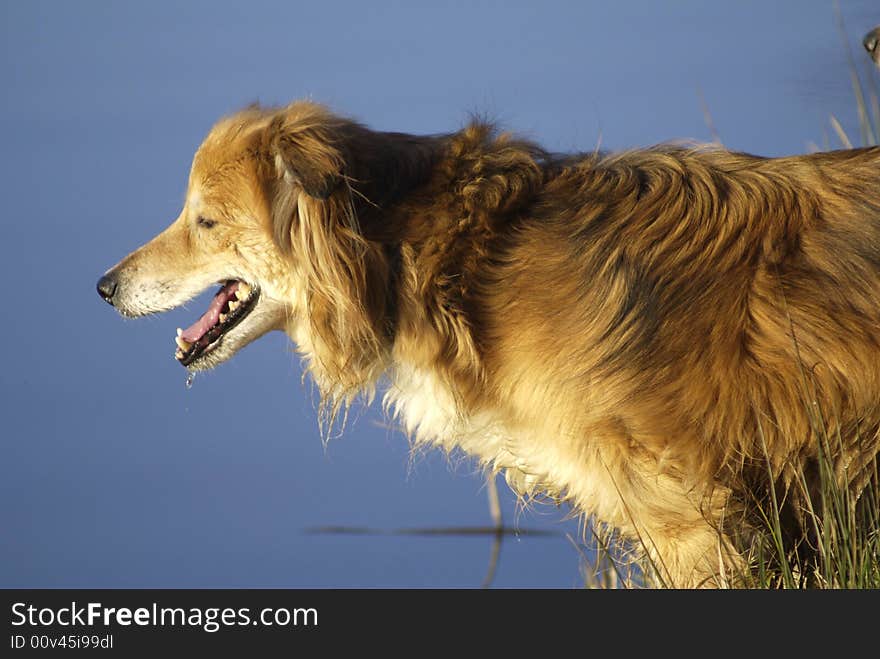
[228, 300, 240, 312]
[219, 313, 228, 323]
[175, 348, 184, 359]
[237, 283, 251, 299]
[176, 328, 183, 338]
[175, 336, 192, 351]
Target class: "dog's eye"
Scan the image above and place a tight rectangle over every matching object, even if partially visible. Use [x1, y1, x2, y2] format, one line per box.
[197, 216, 217, 229]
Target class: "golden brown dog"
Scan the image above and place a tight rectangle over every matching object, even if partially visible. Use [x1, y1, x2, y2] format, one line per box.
[97, 101, 880, 587]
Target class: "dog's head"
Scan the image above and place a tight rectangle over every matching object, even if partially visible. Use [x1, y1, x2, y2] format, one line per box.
[97, 101, 439, 394]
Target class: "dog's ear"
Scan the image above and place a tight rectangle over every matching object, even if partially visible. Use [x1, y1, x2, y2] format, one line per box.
[265, 104, 443, 250]
[269, 114, 345, 200]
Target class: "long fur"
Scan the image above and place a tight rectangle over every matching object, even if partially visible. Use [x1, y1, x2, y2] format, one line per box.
[104, 101, 880, 586]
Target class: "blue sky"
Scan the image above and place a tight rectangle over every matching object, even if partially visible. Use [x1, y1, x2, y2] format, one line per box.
[1, 0, 877, 587]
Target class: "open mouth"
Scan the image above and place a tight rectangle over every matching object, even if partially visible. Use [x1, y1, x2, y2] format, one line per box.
[174, 280, 260, 367]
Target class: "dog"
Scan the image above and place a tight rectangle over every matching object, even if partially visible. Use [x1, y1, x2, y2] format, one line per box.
[97, 101, 880, 587]
[866, 26, 880, 67]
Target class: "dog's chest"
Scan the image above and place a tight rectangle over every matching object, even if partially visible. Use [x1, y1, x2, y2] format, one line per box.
[384, 367, 580, 499]
[384, 366, 506, 458]
[383, 365, 637, 527]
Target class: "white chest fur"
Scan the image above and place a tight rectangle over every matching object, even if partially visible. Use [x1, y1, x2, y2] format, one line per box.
[384, 365, 516, 461]
[383, 365, 627, 520]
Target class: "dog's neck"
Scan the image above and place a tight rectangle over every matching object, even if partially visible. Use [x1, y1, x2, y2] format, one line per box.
[374, 124, 550, 414]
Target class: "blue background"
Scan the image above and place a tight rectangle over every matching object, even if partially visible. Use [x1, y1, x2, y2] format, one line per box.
[1, 0, 877, 588]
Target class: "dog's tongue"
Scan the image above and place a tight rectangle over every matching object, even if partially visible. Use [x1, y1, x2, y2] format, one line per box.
[180, 281, 239, 342]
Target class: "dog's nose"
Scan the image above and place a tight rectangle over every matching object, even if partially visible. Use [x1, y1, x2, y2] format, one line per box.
[97, 274, 118, 304]
[865, 30, 879, 55]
